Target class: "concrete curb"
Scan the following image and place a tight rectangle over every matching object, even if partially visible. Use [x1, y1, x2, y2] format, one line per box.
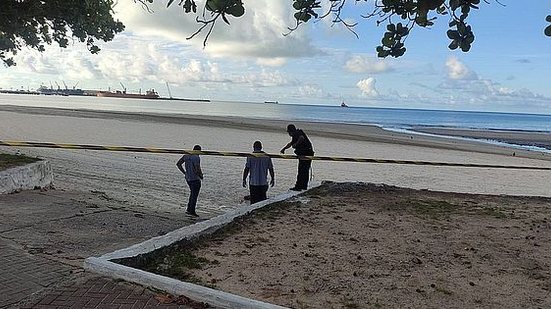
[85, 257, 288, 309]
[0, 160, 53, 194]
[84, 186, 319, 308]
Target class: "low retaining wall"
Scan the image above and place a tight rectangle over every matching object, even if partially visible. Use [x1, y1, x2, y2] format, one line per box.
[84, 186, 319, 309]
[0, 160, 53, 194]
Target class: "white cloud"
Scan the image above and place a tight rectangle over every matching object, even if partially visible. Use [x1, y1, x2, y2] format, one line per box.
[445, 57, 477, 80]
[296, 84, 323, 97]
[115, 1, 320, 62]
[235, 70, 296, 87]
[256, 57, 287, 67]
[345, 55, 392, 74]
[357, 77, 378, 97]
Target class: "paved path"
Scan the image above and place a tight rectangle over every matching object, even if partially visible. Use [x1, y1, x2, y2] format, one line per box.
[0, 239, 74, 308]
[19, 275, 199, 309]
[0, 189, 208, 308]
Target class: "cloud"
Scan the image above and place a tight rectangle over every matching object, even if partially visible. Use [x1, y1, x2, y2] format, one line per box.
[256, 57, 287, 67]
[19, 54, 58, 75]
[357, 77, 378, 97]
[445, 57, 477, 80]
[115, 1, 321, 63]
[515, 59, 531, 64]
[4, 35, 300, 92]
[234, 69, 297, 87]
[296, 84, 323, 97]
[344, 55, 392, 74]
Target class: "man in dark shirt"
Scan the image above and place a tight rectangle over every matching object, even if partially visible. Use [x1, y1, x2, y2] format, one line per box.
[280, 124, 314, 191]
[176, 144, 204, 217]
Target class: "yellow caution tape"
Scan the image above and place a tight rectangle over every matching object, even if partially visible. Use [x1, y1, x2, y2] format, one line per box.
[1, 140, 550, 170]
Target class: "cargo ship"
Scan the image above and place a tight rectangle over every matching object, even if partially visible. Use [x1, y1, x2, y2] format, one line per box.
[96, 89, 159, 99]
[38, 86, 85, 96]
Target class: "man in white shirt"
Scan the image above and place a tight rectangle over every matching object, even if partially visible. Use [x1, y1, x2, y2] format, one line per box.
[243, 141, 275, 204]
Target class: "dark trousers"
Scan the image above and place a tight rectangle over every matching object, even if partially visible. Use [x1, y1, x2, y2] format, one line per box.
[296, 159, 312, 189]
[249, 185, 268, 204]
[186, 180, 201, 213]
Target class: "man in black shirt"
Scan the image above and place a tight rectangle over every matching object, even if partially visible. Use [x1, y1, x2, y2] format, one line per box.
[280, 124, 314, 191]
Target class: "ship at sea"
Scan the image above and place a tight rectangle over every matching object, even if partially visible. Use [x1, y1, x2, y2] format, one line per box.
[96, 83, 159, 99]
[97, 89, 159, 99]
[38, 82, 85, 96]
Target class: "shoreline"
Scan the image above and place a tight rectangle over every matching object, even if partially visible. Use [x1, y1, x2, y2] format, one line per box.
[1, 104, 550, 162]
[411, 126, 551, 152]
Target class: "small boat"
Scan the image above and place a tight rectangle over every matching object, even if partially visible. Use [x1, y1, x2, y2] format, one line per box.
[264, 101, 279, 104]
[340, 101, 349, 107]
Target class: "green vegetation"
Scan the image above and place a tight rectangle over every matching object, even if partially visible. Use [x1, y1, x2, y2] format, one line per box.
[0, 153, 40, 171]
[142, 251, 210, 283]
[434, 285, 453, 295]
[0, 0, 124, 66]
[399, 198, 508, 219]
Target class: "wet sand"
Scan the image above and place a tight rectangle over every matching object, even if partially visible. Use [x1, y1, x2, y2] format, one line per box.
[412, 126, 551, 151]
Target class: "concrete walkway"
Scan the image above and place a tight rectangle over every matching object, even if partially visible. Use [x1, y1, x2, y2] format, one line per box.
[0, 189, 207, 308]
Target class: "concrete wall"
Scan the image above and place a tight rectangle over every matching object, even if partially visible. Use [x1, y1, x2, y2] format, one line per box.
[0, 160, 53, 194]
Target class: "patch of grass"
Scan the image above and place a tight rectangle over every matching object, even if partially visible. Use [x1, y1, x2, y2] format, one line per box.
[142, 251, 211, 281]
[0, 153, 40, 171]
[167, 251, 209, 270]
[435, 286, 453, 295]
[403, 199, 460, 219]
[398, 199, 508, 219]
[479, 206, 508, 218]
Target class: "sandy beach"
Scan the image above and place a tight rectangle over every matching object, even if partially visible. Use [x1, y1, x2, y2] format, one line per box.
[1, 104, 551, 308]
[1, 104, 551, 220]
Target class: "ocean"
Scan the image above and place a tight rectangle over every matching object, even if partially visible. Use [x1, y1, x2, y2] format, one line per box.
[1, 94, 551, 133]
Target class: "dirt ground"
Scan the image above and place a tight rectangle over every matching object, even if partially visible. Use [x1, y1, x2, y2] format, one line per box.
[135, 182, 551, 309]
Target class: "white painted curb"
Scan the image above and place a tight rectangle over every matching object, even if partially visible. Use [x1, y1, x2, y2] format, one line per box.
[98, 189, 306, 260]
[86, 257, 288, 309]
[84, 185, 320, 308]
[0, 160, 53, 194]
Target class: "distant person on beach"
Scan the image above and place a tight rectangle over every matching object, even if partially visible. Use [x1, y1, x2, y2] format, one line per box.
[280, 124, 314, 191]
[243, 141, 275, 204]
[176, 145, 204, 217]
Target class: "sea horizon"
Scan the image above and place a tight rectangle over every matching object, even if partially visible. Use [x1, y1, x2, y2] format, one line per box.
[2, 93, 551, 134]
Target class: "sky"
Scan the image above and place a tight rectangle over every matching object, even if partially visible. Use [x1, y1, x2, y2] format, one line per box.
[2, 1, 551, 114]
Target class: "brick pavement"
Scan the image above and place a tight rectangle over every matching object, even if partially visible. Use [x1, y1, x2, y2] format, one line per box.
[19, 275, 201, 309]
[0, 190, 210, 309]
[0, 239, 74, 308]
[0, 239, 204, 309]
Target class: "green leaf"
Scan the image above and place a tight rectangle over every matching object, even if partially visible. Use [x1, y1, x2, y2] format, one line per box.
[448, 41, 459, 50]
[545, 25, 551, 37]
[222, 14, 230, 24]
[547, 15, 551, 22]
[460, 41, 471, 52]
[226, 4, 245, 17]
[447, 30, 460, 40]
[382, 35, 394, 47]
